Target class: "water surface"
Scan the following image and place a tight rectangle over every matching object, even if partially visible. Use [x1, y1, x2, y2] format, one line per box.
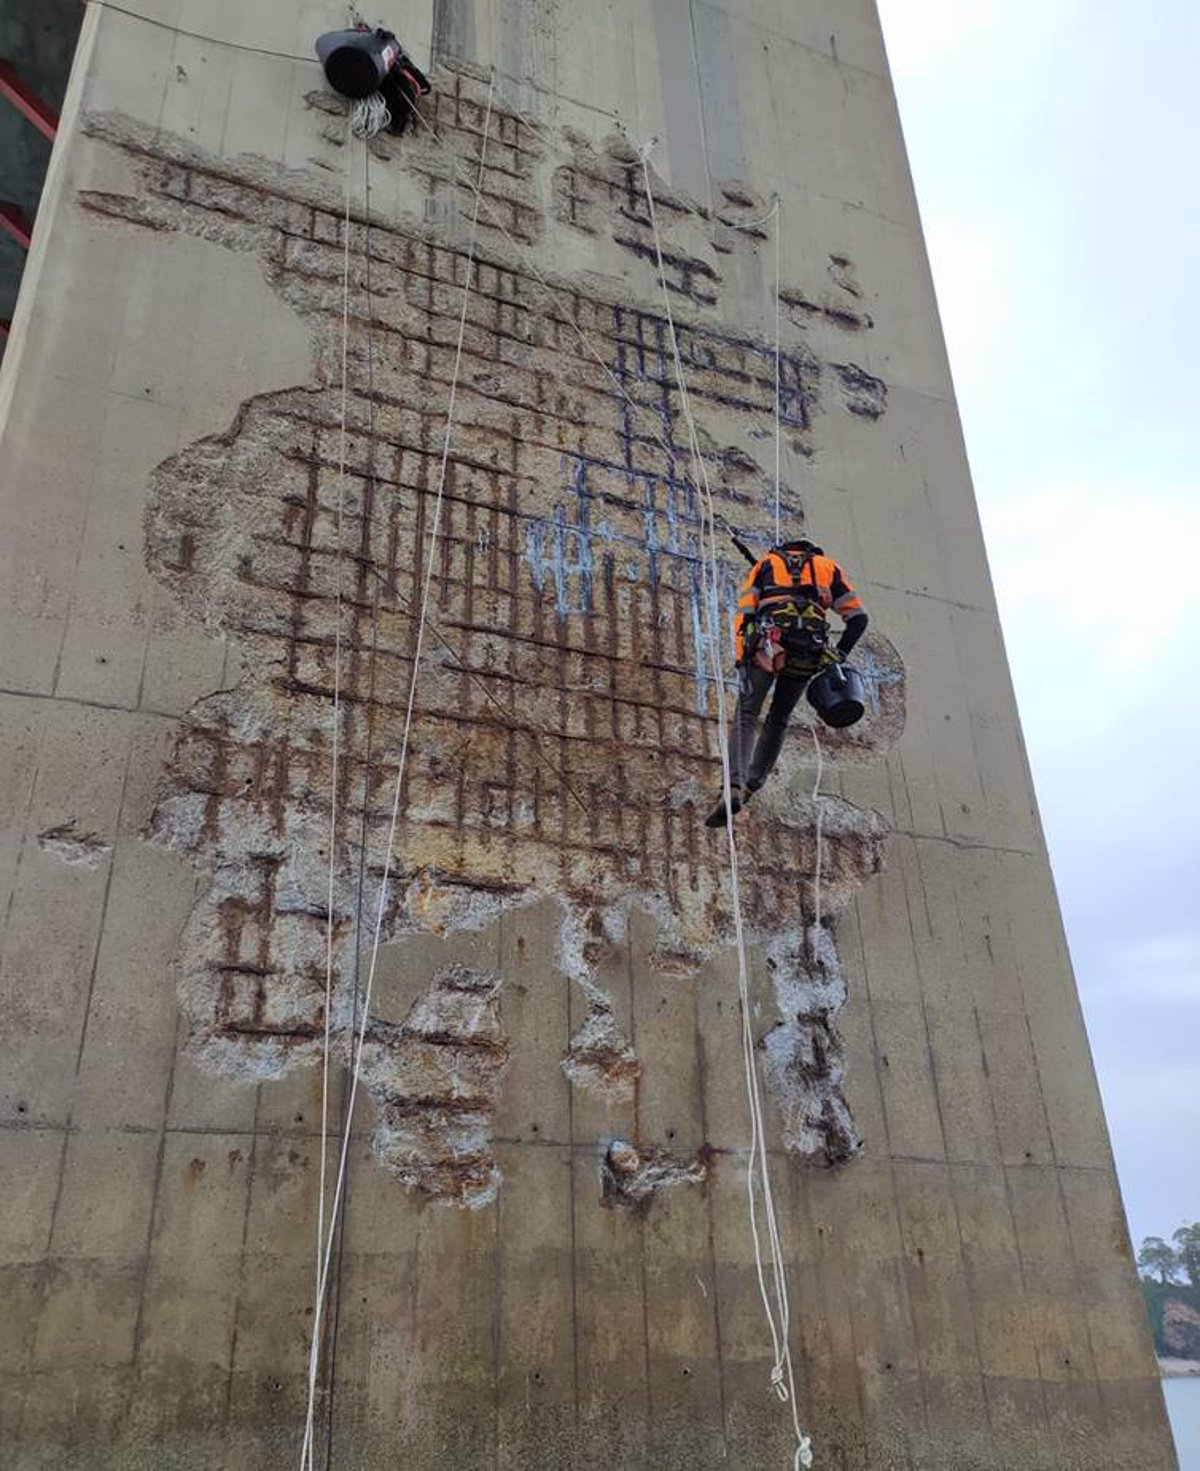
[1164, 1375, 1200, 1469]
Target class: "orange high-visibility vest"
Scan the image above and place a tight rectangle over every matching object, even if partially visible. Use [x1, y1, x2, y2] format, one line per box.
[734, 546, 864, 661]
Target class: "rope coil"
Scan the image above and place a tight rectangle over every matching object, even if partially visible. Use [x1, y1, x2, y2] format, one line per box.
[351, 92, 391, 139]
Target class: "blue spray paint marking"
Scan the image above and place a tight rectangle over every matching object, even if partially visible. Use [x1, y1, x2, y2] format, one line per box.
[851, 645, 904, 714]
[523, 305, 821, 711]
[524, 456, 595, 616]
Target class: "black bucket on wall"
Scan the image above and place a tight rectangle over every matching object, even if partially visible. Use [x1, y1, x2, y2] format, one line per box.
[315, 29, 402, 99]
[806, 663, 866, 729]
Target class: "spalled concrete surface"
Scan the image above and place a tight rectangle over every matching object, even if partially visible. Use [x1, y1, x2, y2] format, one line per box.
[0, 2, 1176, 1468]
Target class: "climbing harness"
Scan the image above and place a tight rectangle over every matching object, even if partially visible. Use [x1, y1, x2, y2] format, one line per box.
[745, 602, 828, 675]
[737, 539, 867, 727]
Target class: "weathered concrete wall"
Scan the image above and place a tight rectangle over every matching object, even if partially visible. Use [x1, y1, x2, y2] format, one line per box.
[0, 2, 1175, 1468]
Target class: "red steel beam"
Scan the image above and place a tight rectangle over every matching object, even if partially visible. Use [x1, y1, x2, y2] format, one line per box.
[0, 60, 59, 141]
[0, 203, 32, 250]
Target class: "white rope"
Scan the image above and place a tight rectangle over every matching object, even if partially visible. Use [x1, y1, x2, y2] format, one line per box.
[637, 143, 812, 1471]
[306, 80, 809, 1468]
[711, 192, 782, 539]
[298, 72, 498, 1471]
[773, 203, 782, 544]
[809, 721, 824, 943]
[301, 122, 355, 1471]
[351, 91, 391, 139]
[720, 198, 781, 234]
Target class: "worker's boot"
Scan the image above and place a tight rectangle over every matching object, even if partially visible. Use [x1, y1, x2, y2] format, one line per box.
[704, 786, 751, 828]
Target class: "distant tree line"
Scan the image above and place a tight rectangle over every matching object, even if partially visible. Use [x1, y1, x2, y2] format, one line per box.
[1138, 1222, 1200, 1286]
[1137, 1221, 1200, 1360]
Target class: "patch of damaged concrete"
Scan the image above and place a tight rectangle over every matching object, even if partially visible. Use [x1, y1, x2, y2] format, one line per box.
[781, 285, 874, 334]
[562, 988, 640, 1101]
[601, 1139, 709, 1214]
[80, 63, 907, 1198]
[833, 362, 888, 419]
[37, 819, 112, 869]
[759, 927, 862, 1166]
[363, 963, 509, 1207]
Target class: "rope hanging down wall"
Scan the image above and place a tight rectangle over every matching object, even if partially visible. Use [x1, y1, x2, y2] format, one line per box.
[314, 51, 817, 1465]
[306, 60, 820, 1464]
[636, 139, 813, 1471]
[301, 77, 499, 1470]
[293, 62, 824, 1465]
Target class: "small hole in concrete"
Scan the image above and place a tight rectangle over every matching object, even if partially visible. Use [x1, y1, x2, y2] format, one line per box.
[533, 1371, 543, 1384]
[884, 1361, 894, 1371]
[295, 1113, 305, 1123]
[17, 1102, 27, 1114]
[682, 1366, 692, 1376]
[531, 1123, 539, 1132]
[666, 1129, 675, 1140]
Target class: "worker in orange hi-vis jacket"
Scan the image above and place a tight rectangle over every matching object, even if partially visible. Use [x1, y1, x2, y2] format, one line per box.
[705, 536, 868, 828]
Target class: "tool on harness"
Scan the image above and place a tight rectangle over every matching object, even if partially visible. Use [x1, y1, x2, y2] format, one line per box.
[315, 25, 431, 133]
[746, 602, 829, 674]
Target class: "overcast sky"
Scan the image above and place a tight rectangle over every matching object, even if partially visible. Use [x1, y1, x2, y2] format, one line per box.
[876, 0, 1200, 1249]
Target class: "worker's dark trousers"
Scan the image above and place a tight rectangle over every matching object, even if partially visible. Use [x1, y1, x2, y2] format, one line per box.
[728, 664, 810, 793]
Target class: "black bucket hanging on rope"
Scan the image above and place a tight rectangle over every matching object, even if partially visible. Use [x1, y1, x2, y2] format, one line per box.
[315, 26, 431, 134]
[315, 27, 402, 98]
[806, 662, 866, 729]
